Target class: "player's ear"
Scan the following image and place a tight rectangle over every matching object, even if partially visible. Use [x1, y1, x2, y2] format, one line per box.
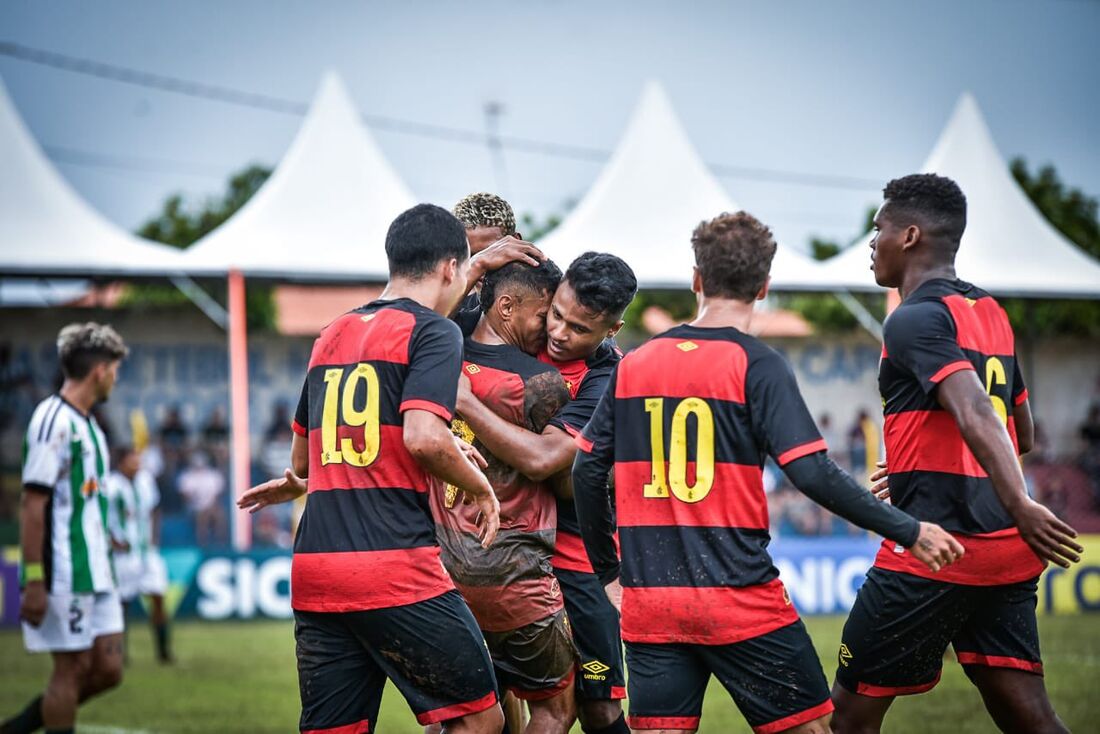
[756, 276, 771, 301]
[691, 267, 702, 295]
[441, 257, 458, 285]
[496, 293, 514, 321]
[606, 319, 624, 339]
[902, 224, 921, 251]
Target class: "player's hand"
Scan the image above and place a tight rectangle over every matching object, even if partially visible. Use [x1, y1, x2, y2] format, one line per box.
[237, 469, 307, 514]
[473, 489, 501, 549]
[20, 581, 47, 627]
[603, 578, 623, 614]
[455, 435, 488, 470]
[471, 235, 544, 277]
[907, 522, 965, 573]
[455, 373, 475, 416]
[1012, 499, 1083, 569]
[869, 459, 889, 501]
[112, 539, 131, 553]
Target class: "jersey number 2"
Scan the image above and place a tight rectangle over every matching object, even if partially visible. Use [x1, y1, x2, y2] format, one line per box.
[320, 363, 380, 467]
[642, 397, 715, 503]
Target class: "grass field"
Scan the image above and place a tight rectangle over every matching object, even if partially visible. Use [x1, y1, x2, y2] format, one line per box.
[2, 615, 1098, 733]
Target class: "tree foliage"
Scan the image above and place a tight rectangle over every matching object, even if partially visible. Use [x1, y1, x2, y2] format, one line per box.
[127, 165, 275, 330]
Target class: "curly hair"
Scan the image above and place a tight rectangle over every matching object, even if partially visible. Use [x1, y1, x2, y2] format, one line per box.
[480, 258, 563, 315]
[564, 252, 638, 322]
[882, 173, 967, 244]
[57, 322, 129, 379]
[452, 192, 517, 236]
[691, 211, 776, 301]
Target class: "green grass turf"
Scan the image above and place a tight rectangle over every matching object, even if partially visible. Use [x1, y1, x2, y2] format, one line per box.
[2, 615, 1097, 733]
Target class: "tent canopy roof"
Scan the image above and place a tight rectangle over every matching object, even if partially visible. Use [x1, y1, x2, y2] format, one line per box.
[0, 77, 186, 277]
[182, 72, 415, 281]
[536, 81, 824, 290]
[817, 93, 1100, 298]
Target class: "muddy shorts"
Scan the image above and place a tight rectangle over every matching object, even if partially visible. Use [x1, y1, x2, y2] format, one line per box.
[483, 607, 577, 701]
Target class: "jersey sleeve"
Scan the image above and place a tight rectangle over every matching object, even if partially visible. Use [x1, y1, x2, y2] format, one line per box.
[401, 316, 464, 422]
[548, 366, 612, 437]
[451, 292, 482, 337]
[292, 377, 308, 437]
[884, 301, 973, 394]
[22, 413, 66, 493]
[572, 367, 620, 583]
[746, 352, 827, 466]
[1012, 354, 1028, 406]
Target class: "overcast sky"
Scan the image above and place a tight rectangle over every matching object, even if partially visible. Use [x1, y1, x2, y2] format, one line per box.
[2, 0, 1098, 253]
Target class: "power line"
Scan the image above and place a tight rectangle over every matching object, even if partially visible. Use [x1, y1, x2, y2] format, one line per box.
[44, 144, 227, 179]
[0, 40, 883, 192]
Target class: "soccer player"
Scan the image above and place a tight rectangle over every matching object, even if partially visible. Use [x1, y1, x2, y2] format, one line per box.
[107, 445, 173, 664]
[287, 204, 504, 734]
[434, 258, 578, 731]
[2, 323, 128, 734]
[454, 252, 637, 734]
[830, 174, 1083, 734]
[572, 212, 964, 734]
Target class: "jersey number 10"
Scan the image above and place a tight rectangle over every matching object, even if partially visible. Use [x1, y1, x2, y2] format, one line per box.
[642, 397, 715, 504]
[320, 363, 381, 467]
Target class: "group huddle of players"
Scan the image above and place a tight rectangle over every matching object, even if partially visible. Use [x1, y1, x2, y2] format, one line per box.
[8, 174, 1084, 734]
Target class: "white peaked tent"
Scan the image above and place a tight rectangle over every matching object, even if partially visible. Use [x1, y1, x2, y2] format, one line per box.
[537, 82, 824, 290]
[0, 77, 186, 276]
[817, 93, 1100, 297]
[182, 72, 416, 280]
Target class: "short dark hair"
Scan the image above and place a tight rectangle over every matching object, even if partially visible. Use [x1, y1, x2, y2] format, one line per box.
[385, 203, 469, 279]
[453, 193, 517, 236]
[57, 322, 128, 379]
[882, 173, 967, 244]
[480, 259, 563, 315]
[111, 444, 137, 466]
[691, 211, 776, 301]
[564, 252, 638, 322]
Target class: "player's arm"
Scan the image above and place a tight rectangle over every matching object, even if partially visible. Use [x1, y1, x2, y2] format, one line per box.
[1014, 399, 1034, 456]
[239, 383, 311, 513]
[19, 489, 49, 626]
[572, 369, 620, 593]
[462, 236, 544, 299]
[937, 371, 1081, 567]
[751, 353, 964, 571]
[404, 409, 498, 547]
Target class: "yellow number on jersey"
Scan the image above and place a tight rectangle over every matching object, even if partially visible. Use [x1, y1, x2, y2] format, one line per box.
[642, 396, 715, 504]
[320, 363, 381, 467]
[984, 357, 1008, 426]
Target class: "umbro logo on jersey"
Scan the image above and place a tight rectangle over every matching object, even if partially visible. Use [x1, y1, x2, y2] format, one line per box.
[676, 341, 699, 352]
[465, 364, 481, 374]
[360, 314, 376, 322]
[839, 644, 853, 667]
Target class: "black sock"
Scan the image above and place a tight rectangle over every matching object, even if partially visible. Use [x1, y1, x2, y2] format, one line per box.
[45, 729, 74, 734]
[583, 712, 629, 734]
[155, 622, 171, 660]
[0, 695, 44, 734]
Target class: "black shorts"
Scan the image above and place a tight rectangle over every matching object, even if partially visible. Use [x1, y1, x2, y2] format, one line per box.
[556, 568, 626, 702]
[483, 608, 576, 701]
[625, 620, 833, 733]
[294, 590, 498, 732]
[835, 568, 1043, 697]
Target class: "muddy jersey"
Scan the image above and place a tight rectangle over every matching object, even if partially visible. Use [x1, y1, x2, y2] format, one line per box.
[873, 278, 1043, 585]
[291, 298, 463, 612]
[433, 339, 570, 632]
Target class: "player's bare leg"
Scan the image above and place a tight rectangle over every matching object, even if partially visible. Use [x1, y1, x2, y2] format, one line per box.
[577, 699, 623, 732]
[149, 593, 173, 662]
[441, 702, 505, 733]
[779, 714, 832, 734]
[525, 680, 576, 734]
[78, 633, 124, 702]
[41, 650, 92, 729]
[965, 667, 1068, 734]
[503, 692, 527, 732]
[828, 683, 894, 734]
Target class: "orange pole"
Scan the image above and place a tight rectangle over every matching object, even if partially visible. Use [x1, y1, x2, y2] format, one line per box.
[228, 269, 252, 551]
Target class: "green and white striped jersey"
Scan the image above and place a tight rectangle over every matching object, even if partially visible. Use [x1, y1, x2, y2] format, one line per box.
[22, 395, 115, 594]
[108, 468, 160, 559]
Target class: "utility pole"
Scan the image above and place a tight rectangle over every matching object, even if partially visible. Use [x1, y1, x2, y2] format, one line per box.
[483, 100, 509, 198]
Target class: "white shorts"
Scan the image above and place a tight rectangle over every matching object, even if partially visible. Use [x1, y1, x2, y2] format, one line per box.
[22, 590, 125, 653]
[115, 552, 168, 601]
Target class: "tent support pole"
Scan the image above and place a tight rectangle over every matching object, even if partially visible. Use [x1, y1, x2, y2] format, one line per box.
[170, 274, 228, 330]
[228, 269, 252, 551]
[834, 290, 883, 341]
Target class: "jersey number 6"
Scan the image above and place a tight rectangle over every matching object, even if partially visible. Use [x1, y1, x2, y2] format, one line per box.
[320, 363, 381, 467]
[642, 396, 715, 503]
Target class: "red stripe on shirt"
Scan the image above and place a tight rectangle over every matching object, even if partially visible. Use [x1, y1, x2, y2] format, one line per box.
[291, 546, 454, 611]
[776, 438, 828, 466]
[574, 433, 594, 454]
[312, 308, 414, 366]
[755, 700, 834, 734]
[621, 580, 798, 644]
[955, 652, 1043, 674]
[399, 398, 453, 422]
[943, 295, 1016, 356]
[1015, 388, 1029, 406]
[884, 410, 986, 477]
[873, 528, 1045, 585]
[615, 460, 767, 530]
[453, 576, 564, 633]
[929, 360, 975, 384]
[309, 424, 431, 492]
[615, 337, 747, 403]
[291, 419, 307, 437]
[552, 530, 619, 574]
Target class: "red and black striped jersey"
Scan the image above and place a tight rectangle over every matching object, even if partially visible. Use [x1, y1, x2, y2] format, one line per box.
[538, 339, 622, 574]
[290, 298, 464, 612]
[432, 339, 570, 632]
[576, 325, 827, 645]
[873, 278, 1044, 585]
